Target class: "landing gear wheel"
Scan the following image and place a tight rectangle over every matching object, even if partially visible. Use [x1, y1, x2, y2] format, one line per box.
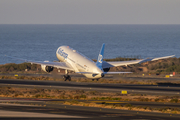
[68, 76, 71, 81]
[92, 79, 94, 81]
[63, 75, 71, 81]
[63, 75, 66, 81]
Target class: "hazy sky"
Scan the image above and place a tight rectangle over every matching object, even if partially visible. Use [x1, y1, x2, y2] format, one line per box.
[0, 0, 180, 24]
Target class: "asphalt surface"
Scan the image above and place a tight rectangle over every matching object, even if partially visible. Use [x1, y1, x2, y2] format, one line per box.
[0, 97, 180, 120]
[0, 97, 180, 109]
[2, 73, 180, 81]
[0, 79, 180, 96]
[1, 74, 180, 119]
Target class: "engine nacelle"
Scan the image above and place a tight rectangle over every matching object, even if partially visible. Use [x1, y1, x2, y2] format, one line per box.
[103, 68, 110, 72]
[41, 65, 54, 73]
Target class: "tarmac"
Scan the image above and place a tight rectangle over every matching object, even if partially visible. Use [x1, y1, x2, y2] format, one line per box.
[0, 97, 180, 120]
[0, 74, 180, 119]
[0, 79, 180, 96]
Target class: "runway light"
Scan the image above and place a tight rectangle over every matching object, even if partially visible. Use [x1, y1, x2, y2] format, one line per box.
[166, 75, 170, 78]
[121, 91, 127, 94]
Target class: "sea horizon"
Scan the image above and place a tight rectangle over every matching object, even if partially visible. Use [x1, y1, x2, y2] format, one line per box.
[1, 24, 180, 64]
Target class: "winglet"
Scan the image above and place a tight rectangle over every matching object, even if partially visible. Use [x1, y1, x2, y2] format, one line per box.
[96, 43, 105, 69]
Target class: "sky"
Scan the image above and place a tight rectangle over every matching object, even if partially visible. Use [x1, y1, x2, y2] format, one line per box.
[0, 0, 180, 24]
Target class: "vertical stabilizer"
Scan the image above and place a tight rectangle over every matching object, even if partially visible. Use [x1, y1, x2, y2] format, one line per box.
[96, 43, 105, 69]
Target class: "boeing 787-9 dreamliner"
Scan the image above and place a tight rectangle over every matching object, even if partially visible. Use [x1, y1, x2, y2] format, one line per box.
[7, 44, 174, 81]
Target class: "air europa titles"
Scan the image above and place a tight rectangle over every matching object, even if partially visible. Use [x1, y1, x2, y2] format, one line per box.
[58, 48, 68, 59]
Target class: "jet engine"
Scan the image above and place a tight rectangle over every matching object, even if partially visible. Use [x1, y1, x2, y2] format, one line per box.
[103, 68, 110, 72]
[41, 65, 54, 73]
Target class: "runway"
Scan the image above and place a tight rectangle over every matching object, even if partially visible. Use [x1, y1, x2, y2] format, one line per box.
[1, 73, 180, 81]
[0, 97, 180, 109]
[0, 97, 180, 120]
[0, 79, 180, 96]
[1, 76, 180, 119]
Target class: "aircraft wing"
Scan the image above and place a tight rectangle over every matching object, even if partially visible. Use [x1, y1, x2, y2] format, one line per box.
[102, 55, 175, 69]
[5, 56, 74, 71]
[29, 61, 74, 71]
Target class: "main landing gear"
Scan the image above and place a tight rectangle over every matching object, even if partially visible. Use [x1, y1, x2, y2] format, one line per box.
[63, 70, 71, 81]
[63, 74, 71, 81]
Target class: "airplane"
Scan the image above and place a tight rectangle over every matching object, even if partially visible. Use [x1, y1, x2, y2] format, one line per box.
[7, 43, 174, 81]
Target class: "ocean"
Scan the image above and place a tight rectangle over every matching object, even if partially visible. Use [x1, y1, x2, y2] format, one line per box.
[0, 24, 180, 65]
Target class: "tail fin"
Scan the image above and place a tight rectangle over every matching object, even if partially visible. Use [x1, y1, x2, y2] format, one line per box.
[96, 43, 105, 69]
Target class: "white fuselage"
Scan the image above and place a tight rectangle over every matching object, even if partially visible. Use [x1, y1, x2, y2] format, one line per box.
[56, 46, 103, 79]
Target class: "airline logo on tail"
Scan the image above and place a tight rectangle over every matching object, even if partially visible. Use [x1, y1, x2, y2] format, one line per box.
[96, 43, 105, 69]
[98, 54, 103, 63]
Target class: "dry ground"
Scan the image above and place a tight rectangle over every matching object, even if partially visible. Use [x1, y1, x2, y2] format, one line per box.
[1, 75, 180, 85]
[0, 86, 180, 114]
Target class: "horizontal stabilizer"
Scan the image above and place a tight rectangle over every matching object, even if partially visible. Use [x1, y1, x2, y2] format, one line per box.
[76, 71, 132, 75]
[104, 72, 132, 74]
[76, 72, 98, 74]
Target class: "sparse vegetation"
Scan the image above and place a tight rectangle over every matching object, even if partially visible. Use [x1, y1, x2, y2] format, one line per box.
[104, 57, 138, 62]
[1, 57, 180, 74]
[1, 58, 180, 115]
[0, 63, 38, 73]
[0, 86, 179, 104]
[170, 98, 179, 103]
[63, 100, 180, 114]
[0, 86, 180, 114]
[0, 75, 54, 81]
